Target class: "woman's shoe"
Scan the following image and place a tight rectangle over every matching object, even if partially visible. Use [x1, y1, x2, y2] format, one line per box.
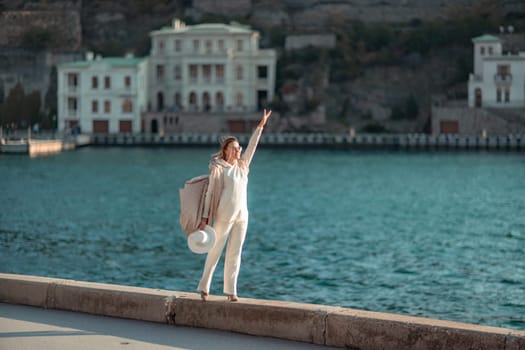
[227, 295, 239, 302]
[200, 291, 209, 302]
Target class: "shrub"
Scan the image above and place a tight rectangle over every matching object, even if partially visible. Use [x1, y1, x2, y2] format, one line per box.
[21, 28, 53, 50]
[361, 122, 388, 133]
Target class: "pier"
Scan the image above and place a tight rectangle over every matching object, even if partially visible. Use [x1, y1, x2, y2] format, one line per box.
[90, 133, 525, 151]
[1, 273, 524, 349]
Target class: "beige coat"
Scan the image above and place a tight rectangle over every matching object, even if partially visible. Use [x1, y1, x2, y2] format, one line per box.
[202, 126, 263, 223]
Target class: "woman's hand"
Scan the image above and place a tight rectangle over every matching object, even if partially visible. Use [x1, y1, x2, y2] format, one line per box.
[258, 109, 272, 128]
[198, 218, 207, 230]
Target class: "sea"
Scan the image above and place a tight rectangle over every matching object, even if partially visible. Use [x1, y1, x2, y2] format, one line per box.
[1, 146, 524, 330]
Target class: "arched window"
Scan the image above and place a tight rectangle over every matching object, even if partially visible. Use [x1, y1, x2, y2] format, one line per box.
[189, 92, 197, 111]
[215, 92, 224, 110]
[236, 93, 243, 107]
[475, 88, 482, 108]
[203, 92, 211, 112]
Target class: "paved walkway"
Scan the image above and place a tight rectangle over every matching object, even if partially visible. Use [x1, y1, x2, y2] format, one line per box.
[0, 303, 339, 350]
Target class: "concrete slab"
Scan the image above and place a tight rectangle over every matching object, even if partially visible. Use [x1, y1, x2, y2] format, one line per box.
[0, 303, 339, 350]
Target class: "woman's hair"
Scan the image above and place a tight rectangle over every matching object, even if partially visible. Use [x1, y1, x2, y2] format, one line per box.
[213, 136, 238, 160]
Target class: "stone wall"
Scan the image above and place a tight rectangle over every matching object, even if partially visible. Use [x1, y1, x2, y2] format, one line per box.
[192, 0, 252, 17]
[0, 10, 82, 49]
[431, 105, 525, 136]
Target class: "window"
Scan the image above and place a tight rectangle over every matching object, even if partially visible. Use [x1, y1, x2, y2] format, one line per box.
[156, 65, 165, 80]
[122, 99, 133, 113]
[92, 76, 98, 89]
[496, 88, 501, 102]
[175, 93, 181, 107]
[236, 39, 243, 52]
[218, 39, 225, 51]
[504, 88, 510, 103]
[67, 97, 77, 112]
[216, 65, 224, 82]
[104, 100, 111, 113]
[236, 65, 243, 80]
[189, 64, 198, 82]
[193, 39, 200, 53]
[488, 46, 493, 55]
[215, 92, 224, 111]
[67, 73, 78, 88]
[205, 40, 212, 53]
[158, 40, 165, 52]
[203, 65, 211, 82]
[175, 39, 182, 52]
[480, 46, 485, 55]
[174, 65, 181, 80]
[497, 64, 510, 76]
[104, 76, 111, 89]
[189, 92, 197, 110]
[124, 76, 131, 89]
[475, 88, 482, 108]
[236, 92, 243, 106]
[257, 66, 268, 79]
[92, 100, 99, 113]
[203, 92, 211, 111]
[157, 92, 164, 111]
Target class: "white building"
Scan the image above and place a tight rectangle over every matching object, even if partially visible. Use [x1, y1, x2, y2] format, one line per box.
[57, 54, 147, 133]
[468, 34, 525, 108]
[147, 19, 276, 115]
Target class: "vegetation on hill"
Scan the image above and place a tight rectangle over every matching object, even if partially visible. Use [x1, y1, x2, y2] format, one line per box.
[1, 0, 524, 132]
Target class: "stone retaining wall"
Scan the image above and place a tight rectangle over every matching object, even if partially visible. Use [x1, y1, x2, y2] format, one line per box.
[89, 132, 525, 151]
[1, 273, 524, 349]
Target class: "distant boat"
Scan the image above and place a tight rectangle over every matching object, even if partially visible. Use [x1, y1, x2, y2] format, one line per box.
[0, 131, 87, 156]
[0, 138, 29, 154]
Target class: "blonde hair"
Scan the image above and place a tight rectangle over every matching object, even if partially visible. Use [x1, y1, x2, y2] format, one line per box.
[213, 136, 238, 160]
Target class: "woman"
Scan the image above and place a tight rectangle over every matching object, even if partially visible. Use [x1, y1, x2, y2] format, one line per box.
[197, 109, 272, 302]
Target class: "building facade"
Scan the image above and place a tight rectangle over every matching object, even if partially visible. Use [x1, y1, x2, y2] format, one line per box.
[147, 19, 276, 115]
[468, 34, 525, 108]
[57, 19, 276, 134]
[57, 55, 147, 133]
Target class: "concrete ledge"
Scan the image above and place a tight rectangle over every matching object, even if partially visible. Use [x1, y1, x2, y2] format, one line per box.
[1, 273, 524, 349]
[172, 295, 330, 344]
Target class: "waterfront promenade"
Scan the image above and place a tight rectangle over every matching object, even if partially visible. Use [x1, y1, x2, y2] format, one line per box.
[0, 303, 336, 350]
[1, 273, 524, 349]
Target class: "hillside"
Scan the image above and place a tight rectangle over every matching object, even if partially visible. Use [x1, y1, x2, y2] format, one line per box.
[1, 0, 525, 132]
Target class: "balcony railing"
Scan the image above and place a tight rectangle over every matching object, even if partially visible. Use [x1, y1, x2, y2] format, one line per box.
[494, 74, 512, 84]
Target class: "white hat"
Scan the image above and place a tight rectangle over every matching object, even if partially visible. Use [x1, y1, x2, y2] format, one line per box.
[187, 225, 216, 254]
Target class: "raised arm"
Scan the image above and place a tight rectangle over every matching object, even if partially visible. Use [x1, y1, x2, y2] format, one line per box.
[241, 109, 272, 166]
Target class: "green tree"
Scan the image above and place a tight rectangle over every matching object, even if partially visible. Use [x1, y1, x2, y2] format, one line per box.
[24, 91, 42, 126]
[21, 28, 53, 50]
[1, 82, 25, 127]
[390, 105, 405, 121]
[405, 94, 419, 120]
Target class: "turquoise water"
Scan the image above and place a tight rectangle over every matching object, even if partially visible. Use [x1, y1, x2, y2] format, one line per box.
[1, 147, 524, 330]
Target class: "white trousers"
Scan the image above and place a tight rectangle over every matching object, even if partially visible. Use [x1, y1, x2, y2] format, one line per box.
[197, 220, 248, 296]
